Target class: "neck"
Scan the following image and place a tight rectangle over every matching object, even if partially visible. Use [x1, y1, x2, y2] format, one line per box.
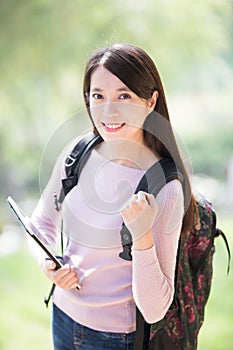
[96, 139, 160, 170]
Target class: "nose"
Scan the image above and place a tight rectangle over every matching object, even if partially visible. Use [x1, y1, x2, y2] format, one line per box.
[102, 101, 118, 118]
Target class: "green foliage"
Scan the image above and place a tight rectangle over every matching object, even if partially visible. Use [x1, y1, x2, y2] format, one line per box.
[0, 0, 231, 88]
[0, 249, 52, 349]
[186, 127, 233, 179]
[0, 0, 232, 210]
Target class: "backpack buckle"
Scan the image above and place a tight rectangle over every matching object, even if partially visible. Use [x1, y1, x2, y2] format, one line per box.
[65, 155, 76, 167]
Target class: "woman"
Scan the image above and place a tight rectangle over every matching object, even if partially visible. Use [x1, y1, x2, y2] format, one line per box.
[30, 43, 197, 350]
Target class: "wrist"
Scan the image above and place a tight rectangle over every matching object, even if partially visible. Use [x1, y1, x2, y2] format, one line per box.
[132, 229, 154, 251]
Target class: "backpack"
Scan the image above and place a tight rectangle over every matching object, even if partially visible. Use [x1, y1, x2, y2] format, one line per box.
[54, 131, 230, 350]
[142, 196, 231, 350]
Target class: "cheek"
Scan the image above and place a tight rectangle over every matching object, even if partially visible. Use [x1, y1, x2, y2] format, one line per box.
[127, 105, 149, 127]
[89, 104, 103, 124]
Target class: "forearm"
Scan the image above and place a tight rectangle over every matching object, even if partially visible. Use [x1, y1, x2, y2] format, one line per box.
[132, 246, 174, 323]
[131, 180, 184, 323]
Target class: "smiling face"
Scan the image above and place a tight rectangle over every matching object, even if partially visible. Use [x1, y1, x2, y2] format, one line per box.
[89, 66, 157, 144]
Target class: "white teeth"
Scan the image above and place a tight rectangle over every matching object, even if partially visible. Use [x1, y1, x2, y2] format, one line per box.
[105, 123, 124, 129]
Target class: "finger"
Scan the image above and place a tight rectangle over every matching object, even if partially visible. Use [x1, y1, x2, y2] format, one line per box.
[59, 264, 71, 276]
[146, 193, 157, 208]
[45, 258, 57, 270]
[61, 273, 79, 288]
[137, 191, 148, 203]
[130, 194, 138, 203]
[51, 264, 70, 281]
[56, 268, 79, 289]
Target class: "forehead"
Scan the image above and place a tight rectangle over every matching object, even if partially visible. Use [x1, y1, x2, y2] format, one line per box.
[90, 66, 127, 90]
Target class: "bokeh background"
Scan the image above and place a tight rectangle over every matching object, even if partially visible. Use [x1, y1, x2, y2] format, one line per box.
[0, 0, 232, 349]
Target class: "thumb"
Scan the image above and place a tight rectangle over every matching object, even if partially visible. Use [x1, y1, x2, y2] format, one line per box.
[45, 258, 56, 270]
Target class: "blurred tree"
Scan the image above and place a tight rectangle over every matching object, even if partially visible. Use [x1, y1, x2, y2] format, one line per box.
[0, 0, 232, 201]
[186, 127, 233, 179]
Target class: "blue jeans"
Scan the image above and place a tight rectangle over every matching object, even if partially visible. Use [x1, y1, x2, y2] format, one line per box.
[52, 303, 136, 350]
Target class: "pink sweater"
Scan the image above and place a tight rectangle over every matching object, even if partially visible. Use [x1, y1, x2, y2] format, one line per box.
[30, 144, 184, 333]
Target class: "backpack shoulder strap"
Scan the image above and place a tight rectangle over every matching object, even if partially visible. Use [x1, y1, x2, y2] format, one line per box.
[119, 158, 184, 261]
[58, 131, 103, 206]
[131, 159, 183, 350]
[215, 228, 231, 274]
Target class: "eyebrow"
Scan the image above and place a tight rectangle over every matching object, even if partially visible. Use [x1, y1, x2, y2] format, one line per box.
[91, 86, 131, 92]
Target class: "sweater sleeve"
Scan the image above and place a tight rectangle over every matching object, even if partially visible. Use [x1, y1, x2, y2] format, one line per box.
[132, 180, 184, 323]
[29, 141, 75, 266]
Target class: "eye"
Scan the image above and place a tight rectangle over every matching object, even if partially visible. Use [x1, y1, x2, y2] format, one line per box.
[119, 93, 131, 100]
[92, 93, 104, 100]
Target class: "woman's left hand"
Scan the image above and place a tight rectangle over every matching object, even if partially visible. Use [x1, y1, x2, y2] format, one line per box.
[120, 191, 158, 244]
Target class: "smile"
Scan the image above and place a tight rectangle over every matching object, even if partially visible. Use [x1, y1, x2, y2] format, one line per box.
[102, 122, 126, 132]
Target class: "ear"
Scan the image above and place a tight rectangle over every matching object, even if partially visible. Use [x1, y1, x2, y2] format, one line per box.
[149, 90, 159, 111]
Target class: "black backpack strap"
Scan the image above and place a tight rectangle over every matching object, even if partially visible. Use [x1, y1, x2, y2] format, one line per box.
[215, 228, 231, 275]
[57, 132, 103, 206]
[132, 159, 183, 350]
[134, 306, 146, 350]
[119, 158, 183, 261]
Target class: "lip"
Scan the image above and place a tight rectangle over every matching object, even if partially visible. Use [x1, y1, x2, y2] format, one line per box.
[101, 122, 126, 132]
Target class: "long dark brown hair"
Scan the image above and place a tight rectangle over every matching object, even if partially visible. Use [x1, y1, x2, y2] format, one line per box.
[83, 43, 198, 233]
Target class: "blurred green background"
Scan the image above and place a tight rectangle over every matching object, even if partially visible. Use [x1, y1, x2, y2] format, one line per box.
[0, 0, 232, 349]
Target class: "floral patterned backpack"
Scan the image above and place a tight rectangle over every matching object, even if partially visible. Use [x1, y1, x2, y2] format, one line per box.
[144, 195, 231, 350]
[58, 132, 231, 350]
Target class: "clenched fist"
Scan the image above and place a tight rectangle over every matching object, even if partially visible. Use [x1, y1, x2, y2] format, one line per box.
[120, 191, 158, 247]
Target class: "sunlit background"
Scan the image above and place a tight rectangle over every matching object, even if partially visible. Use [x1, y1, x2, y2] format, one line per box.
[0, 1, 232, 349]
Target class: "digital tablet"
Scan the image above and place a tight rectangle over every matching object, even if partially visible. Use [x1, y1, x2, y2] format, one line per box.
[6, 196, 63, 270]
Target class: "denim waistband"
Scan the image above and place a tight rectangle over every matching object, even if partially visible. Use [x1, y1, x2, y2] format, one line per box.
[52, 303, 136, 350]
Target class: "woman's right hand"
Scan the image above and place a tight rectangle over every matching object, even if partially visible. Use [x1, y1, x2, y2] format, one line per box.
[41, 258, 80, 290]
